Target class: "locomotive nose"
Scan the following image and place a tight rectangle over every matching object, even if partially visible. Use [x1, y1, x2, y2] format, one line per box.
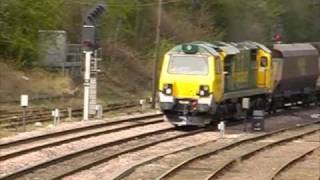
[173, 81, 200, 98]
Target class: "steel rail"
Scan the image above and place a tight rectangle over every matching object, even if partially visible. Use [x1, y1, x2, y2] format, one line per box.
[0, 101, 136, 116]
[0, 117, 163, 161]
[0, 112, 162, 148]
[156, 121, 320, 180]
[0, 102, 140, 129]
[52, 129, 205, 180]
[0, 125, 175, 180]
[111, 108, 320, 180]
[204, 128, 320, 180]
[268, 146, 320, 180]
[111, 136, 219, 180]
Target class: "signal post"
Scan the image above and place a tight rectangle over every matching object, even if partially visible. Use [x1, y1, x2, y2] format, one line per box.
[82, 4, 106, 121]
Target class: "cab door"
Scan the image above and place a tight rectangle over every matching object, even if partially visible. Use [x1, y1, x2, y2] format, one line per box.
[257, 49, 272, 88]
[213, 56, 224, 102]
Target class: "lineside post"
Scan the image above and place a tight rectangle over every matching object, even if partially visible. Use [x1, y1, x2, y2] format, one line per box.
[83, 51, 92, 121]
[82, 4, 106, 120]
[22, 107, 26, 132]
[68, 107, 72, 121]
[218, 121, 225, 138]
[20, 95, 28, 132]
[242, 98, 250, 132]
[152, 0, 163, 109]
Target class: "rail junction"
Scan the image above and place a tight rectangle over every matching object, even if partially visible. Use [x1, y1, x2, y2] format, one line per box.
[0, 106, 319, 180]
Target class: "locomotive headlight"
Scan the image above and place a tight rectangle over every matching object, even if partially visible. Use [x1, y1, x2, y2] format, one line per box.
[198, 85, 210, 97]
[163, 84, 173, 95]
[165, 88, 172, 95]
[200, 90, 205, 96]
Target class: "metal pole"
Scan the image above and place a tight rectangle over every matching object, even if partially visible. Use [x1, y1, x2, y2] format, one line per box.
[68, 107, 72, 121]
[22, 107, 26, 131]
[243, 113, 247, 132]
[83, 51, 92, 121]
[151, 0, 162, 109]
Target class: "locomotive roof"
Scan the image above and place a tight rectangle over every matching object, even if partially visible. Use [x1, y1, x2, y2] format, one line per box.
[170, 41, 271, 57]
[169, 42, 220, 56]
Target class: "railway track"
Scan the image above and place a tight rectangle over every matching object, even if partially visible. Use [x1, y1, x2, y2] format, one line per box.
[0, 113, 207, 180]
[157, 123, 319, 180]
[268, 146, 320, 180]
[0, 112, 164, 179]
[0, 102, 140, 129]
[0, 113, 163, 161]
[113, 121, 320, 180]
[1, 106, 319, 180]
[272, 146, 320, 180]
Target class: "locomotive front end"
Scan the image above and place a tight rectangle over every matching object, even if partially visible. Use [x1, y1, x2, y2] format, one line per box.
[159, 44, 222, 126]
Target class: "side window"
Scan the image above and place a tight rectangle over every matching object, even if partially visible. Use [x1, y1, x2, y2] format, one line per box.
[215, 57, 222, 74]
[260, 56, 268, 67]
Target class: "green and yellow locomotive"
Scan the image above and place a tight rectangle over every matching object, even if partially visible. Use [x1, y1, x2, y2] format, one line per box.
[158, 41, 319, 126]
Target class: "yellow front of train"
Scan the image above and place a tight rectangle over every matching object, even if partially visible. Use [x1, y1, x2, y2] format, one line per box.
[158, 43, 223, 126]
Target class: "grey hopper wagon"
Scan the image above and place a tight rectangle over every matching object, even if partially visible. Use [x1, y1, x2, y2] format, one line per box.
[271, 43, 320, 97]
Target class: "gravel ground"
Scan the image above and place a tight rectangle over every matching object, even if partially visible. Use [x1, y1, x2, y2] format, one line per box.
[63, 132, 241, 180]
[0, 121, 170, 178]
[218, 133, 320, 180]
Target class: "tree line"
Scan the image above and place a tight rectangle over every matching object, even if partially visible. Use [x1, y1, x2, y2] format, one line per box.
[0, 0, 319, 65]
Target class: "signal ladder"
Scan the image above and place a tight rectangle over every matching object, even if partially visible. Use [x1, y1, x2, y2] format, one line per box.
[88, 49, 102, 116]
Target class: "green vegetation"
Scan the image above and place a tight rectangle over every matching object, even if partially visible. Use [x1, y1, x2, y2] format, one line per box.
[1, 0, 320, 105]
[0, 0, 66, 65]
[1, 0, 320, 65]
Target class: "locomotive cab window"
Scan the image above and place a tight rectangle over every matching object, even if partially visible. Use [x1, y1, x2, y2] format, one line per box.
[260, 57, 268, 67]
[168, 55, 209, 75]
[215, 57, 222, 74]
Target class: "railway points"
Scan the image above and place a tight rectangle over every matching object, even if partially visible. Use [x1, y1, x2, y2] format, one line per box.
[114, 120, 319, 180]
[0, 125, 206, 180]
[0, 105, 319, 180]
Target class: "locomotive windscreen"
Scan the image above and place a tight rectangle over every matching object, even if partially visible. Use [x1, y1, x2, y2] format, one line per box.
[168, 55, 208, 75]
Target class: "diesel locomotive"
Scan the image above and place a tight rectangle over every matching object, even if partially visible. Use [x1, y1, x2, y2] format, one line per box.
[158, 41, 320, 126]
